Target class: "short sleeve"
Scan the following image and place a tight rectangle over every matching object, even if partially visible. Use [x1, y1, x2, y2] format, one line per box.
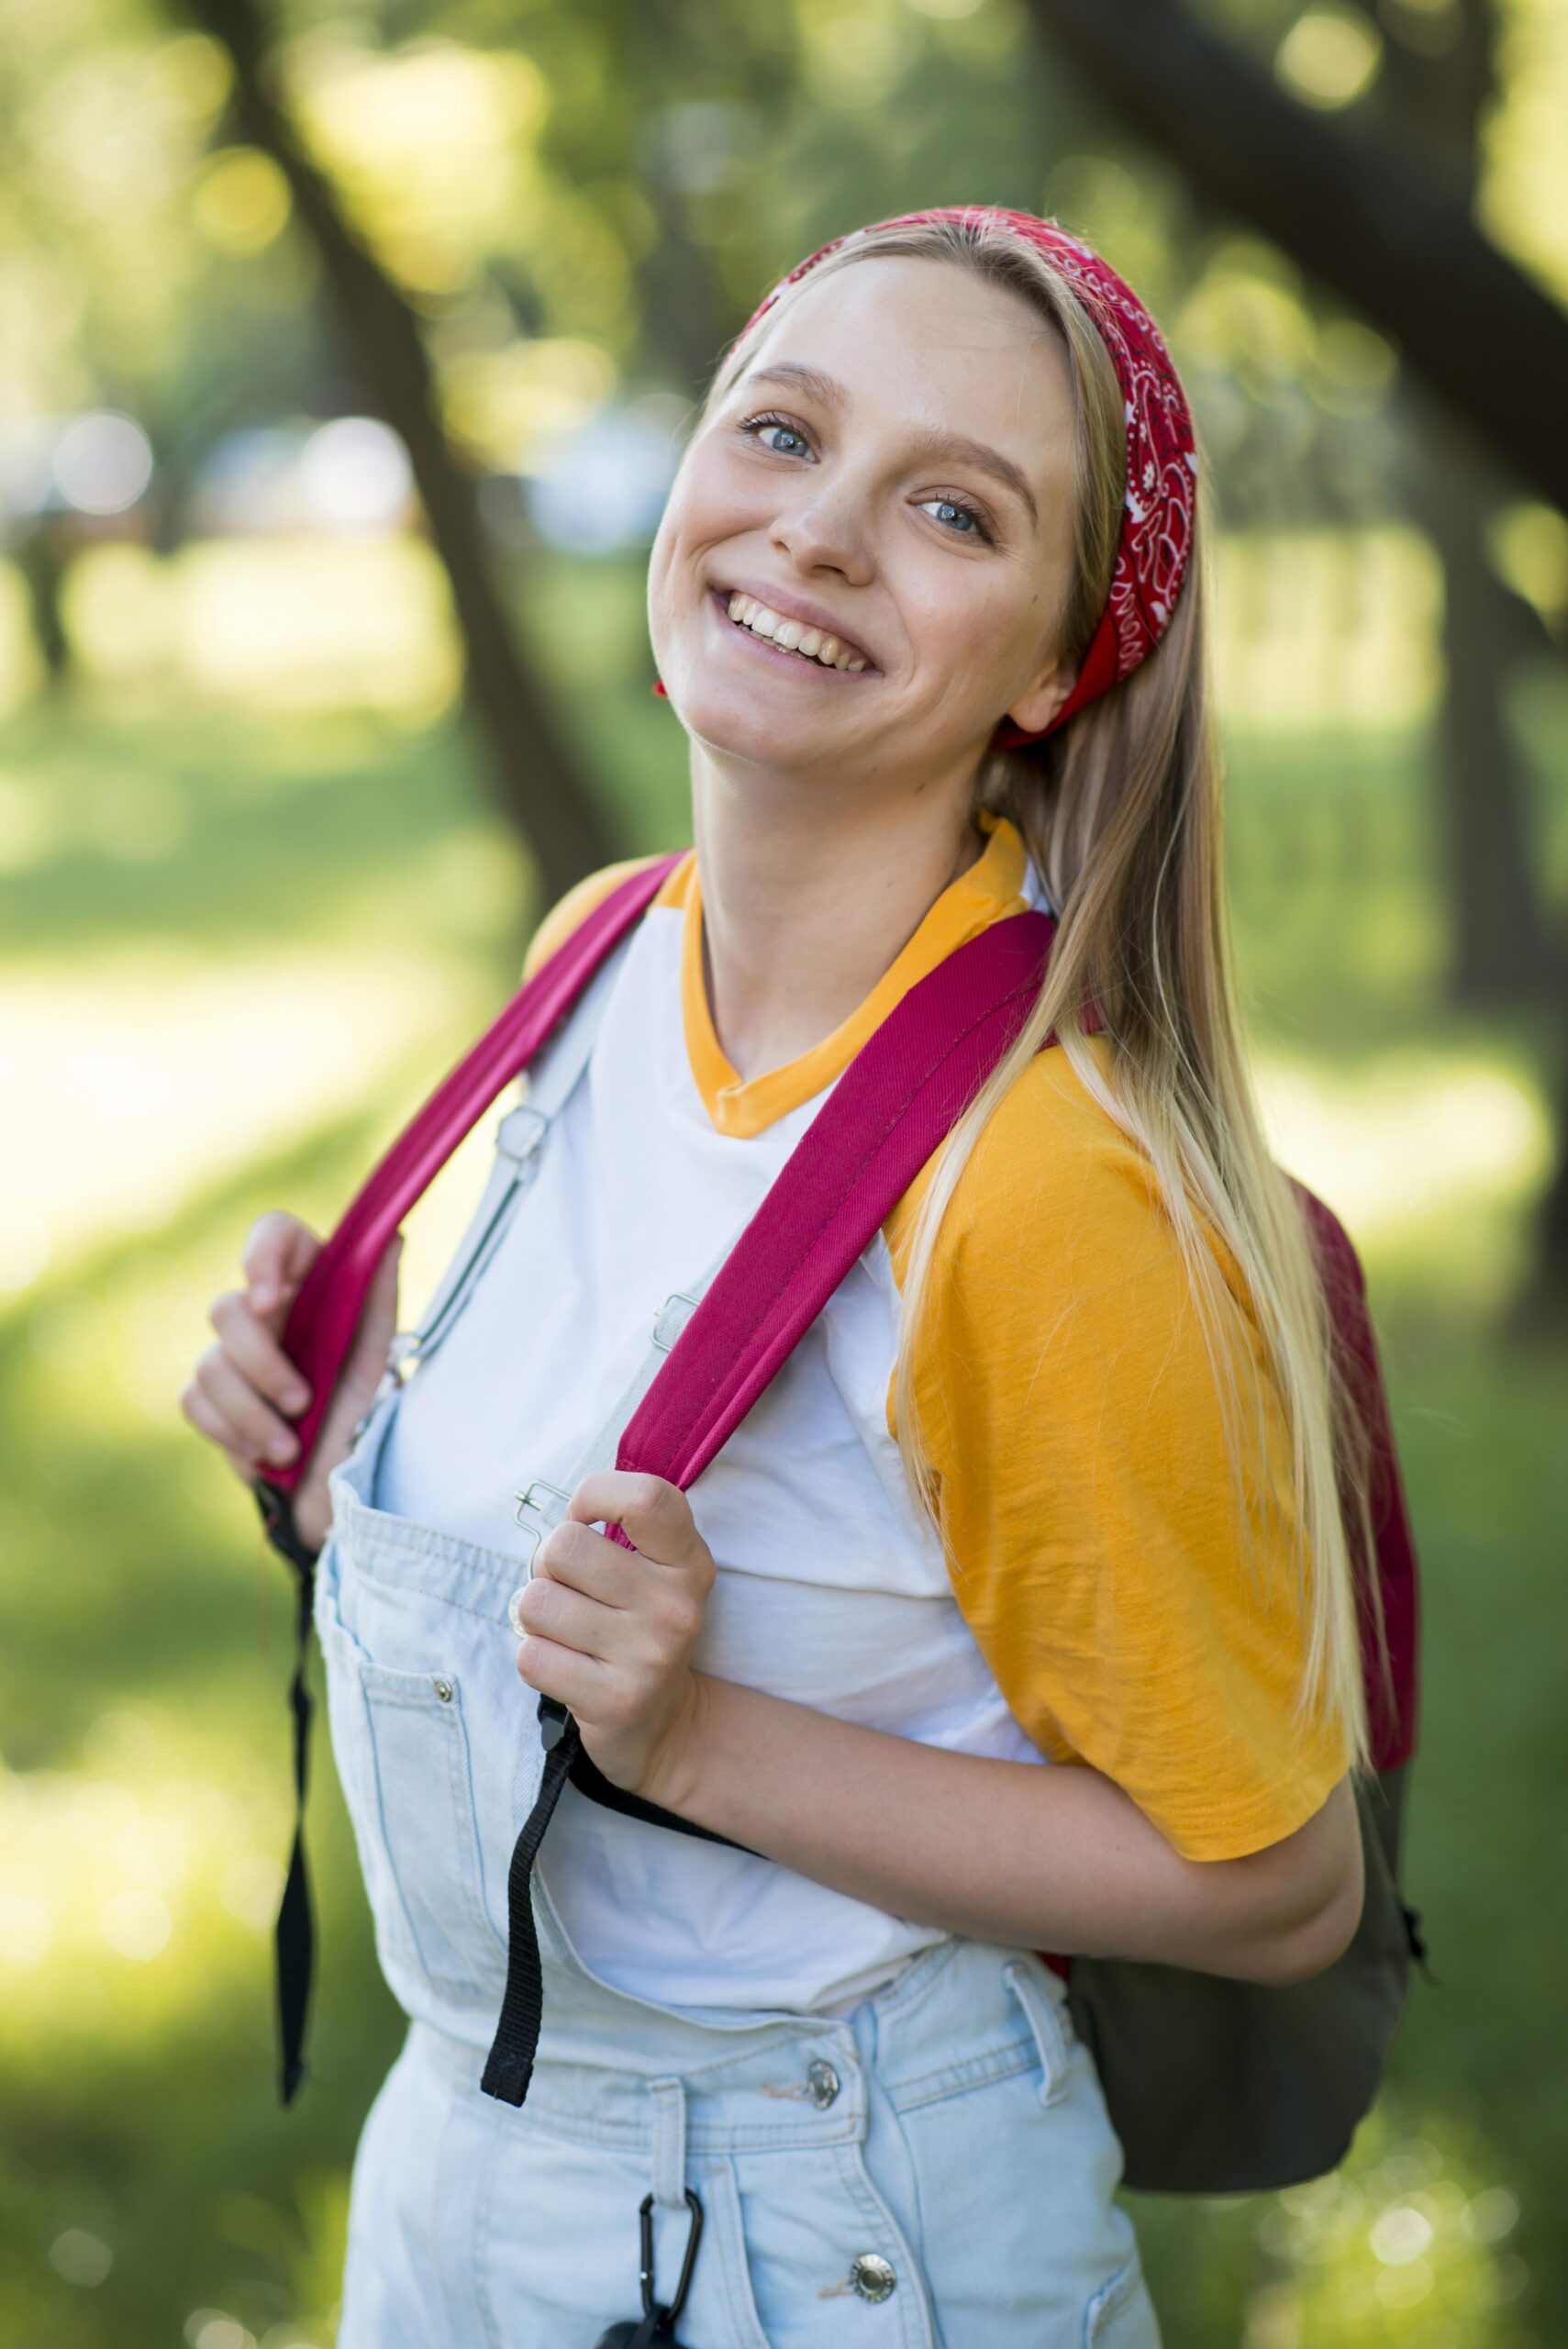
[520, 852, 677, 985]
[886, 1037, 1352, 1863]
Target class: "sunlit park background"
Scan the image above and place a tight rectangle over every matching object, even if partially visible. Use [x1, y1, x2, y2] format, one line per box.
[2, 0, 1567, 2339]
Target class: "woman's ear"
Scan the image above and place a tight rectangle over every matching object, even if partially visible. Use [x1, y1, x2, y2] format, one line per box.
[1005, 653, 1079, 739]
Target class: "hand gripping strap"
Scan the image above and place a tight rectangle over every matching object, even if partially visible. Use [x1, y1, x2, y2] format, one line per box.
[255, 851, 680, 2106]
[480, 908, 1084, 2107]
[265, 850, 685, 1497]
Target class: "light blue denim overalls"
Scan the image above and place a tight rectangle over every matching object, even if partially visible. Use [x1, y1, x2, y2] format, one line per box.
[309, 939, 1162, 2348]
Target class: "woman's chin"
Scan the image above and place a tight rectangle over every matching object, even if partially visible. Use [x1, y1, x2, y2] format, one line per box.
[676, 678, 840, 763]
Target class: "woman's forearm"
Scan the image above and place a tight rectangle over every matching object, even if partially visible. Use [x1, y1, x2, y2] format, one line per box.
[656, 1672, 1364, 1987]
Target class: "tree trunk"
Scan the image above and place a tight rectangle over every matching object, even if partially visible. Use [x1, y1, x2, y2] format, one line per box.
[14, 529, 72, 691]
[186, 0, 618, 907]
[1376, 0, 1552, 1005]
[1409, 392, 1552, 1004]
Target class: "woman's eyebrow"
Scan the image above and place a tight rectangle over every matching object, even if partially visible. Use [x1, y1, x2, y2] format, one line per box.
[735, 361, 1040, 529]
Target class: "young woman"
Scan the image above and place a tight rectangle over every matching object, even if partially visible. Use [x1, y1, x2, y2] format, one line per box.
[183, 206, 1371, 2346]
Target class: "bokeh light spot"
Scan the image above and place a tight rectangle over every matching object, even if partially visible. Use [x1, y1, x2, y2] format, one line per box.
[49, 2228, 113, 2286]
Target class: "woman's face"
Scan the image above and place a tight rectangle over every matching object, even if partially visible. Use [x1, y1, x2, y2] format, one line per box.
[646, 254, 1082, 787]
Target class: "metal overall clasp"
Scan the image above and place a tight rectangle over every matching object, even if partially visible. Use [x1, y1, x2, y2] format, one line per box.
[508, 1476, 573, 1644]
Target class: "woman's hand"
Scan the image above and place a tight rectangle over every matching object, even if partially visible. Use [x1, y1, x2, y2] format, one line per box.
[181, 1211, 404, 1554]
[512, 1471, 717, 1807]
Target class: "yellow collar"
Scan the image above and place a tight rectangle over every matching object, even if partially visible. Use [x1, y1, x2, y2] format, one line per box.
[676, 808, 1029, 1139]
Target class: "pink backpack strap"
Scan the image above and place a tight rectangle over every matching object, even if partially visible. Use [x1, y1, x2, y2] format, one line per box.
[261, 850, 684, 1504]
[616, 906, 1077, 1490]
[1289, 1183, 1419, 1774]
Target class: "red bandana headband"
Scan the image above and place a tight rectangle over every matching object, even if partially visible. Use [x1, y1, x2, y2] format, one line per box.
[652, 205, 1197, 749]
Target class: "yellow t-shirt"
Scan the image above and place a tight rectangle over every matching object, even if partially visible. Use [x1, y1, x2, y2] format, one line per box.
[519, 811, 1350, 1861]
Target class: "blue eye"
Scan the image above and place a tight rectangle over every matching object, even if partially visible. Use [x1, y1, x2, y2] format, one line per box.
[735, 412, 997, 545]
[919, 497, 984, 538]
[740, 413, 811, 460]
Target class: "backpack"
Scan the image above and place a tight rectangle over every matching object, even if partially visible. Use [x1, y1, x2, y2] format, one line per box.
[252, 853, 1427, 2194]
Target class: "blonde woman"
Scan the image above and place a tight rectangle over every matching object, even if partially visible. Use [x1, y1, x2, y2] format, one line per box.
[183, 206, 1372, 2346]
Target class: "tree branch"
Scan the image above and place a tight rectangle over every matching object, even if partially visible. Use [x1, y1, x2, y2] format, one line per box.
[1027, 0, 1568, 512]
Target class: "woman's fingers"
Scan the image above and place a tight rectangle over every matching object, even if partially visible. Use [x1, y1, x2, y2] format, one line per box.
[524, 1482, 711, 1802]
[564, 1472, 714, 1598]
[514, 1571, 619, 1657]
[241, 1211, 319, 1320]
[183, 1210, 330, 1520]
[209, 1288, 312, 1419]
[179, 1374, 266, 1483]
[534, 1520, 634, 1606]
[531, 1523, 701, 1653]
[515, 1629, 611, 1719]
[190, 1341, 300, 1466]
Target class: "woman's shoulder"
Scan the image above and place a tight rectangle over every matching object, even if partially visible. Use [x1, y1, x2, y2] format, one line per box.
[519, 850, 689, 985]
[885, 1026, 1253, 1341]
[888, 1031, 1166, 1269]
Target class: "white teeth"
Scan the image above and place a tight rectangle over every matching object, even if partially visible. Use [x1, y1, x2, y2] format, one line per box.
[723, 590, 866, 671]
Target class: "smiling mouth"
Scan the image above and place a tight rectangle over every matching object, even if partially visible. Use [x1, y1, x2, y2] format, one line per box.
[707, 586, 877, 677]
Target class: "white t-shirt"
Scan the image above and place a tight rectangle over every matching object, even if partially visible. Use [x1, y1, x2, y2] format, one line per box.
[373, 818, 1056, 2016]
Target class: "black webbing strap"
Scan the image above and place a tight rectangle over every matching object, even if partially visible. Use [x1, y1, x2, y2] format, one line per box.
[479, 1697, 579, 2105]
[253, 1475, 321, 2107]
[567, 1742, 762, 1850]
[480, 1697, 762, 2109]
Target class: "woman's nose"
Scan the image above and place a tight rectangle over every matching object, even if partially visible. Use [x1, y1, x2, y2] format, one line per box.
[769, 492, 874, 584]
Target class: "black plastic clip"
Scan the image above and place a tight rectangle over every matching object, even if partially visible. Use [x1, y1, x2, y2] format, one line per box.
[593, 2188, 705, 2347]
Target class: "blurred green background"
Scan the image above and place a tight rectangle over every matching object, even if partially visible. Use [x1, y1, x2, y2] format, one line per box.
[2, 0, 1565, 2343]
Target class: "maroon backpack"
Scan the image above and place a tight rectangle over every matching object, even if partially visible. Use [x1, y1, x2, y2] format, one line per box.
[253, 854, 1425, 2193]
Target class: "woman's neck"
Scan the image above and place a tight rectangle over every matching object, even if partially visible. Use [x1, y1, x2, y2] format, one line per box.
[692, 782, 988, 1084]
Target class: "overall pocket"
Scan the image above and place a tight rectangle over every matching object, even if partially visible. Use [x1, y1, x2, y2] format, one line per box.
[314, 1531, 508, 2009]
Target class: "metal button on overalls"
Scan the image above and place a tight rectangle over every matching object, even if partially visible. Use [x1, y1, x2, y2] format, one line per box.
[851, 2252, 897, 2301]
[806, 2057, 840, 2109]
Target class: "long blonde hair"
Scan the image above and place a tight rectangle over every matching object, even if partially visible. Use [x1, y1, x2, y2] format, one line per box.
[701, 215, 1386, 1777]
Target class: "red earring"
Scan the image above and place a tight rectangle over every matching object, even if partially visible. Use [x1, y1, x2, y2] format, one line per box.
[651, 677, 669, 700]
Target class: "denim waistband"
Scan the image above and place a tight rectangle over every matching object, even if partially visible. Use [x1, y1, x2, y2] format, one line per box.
[401, 1925, 1073, 2159]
